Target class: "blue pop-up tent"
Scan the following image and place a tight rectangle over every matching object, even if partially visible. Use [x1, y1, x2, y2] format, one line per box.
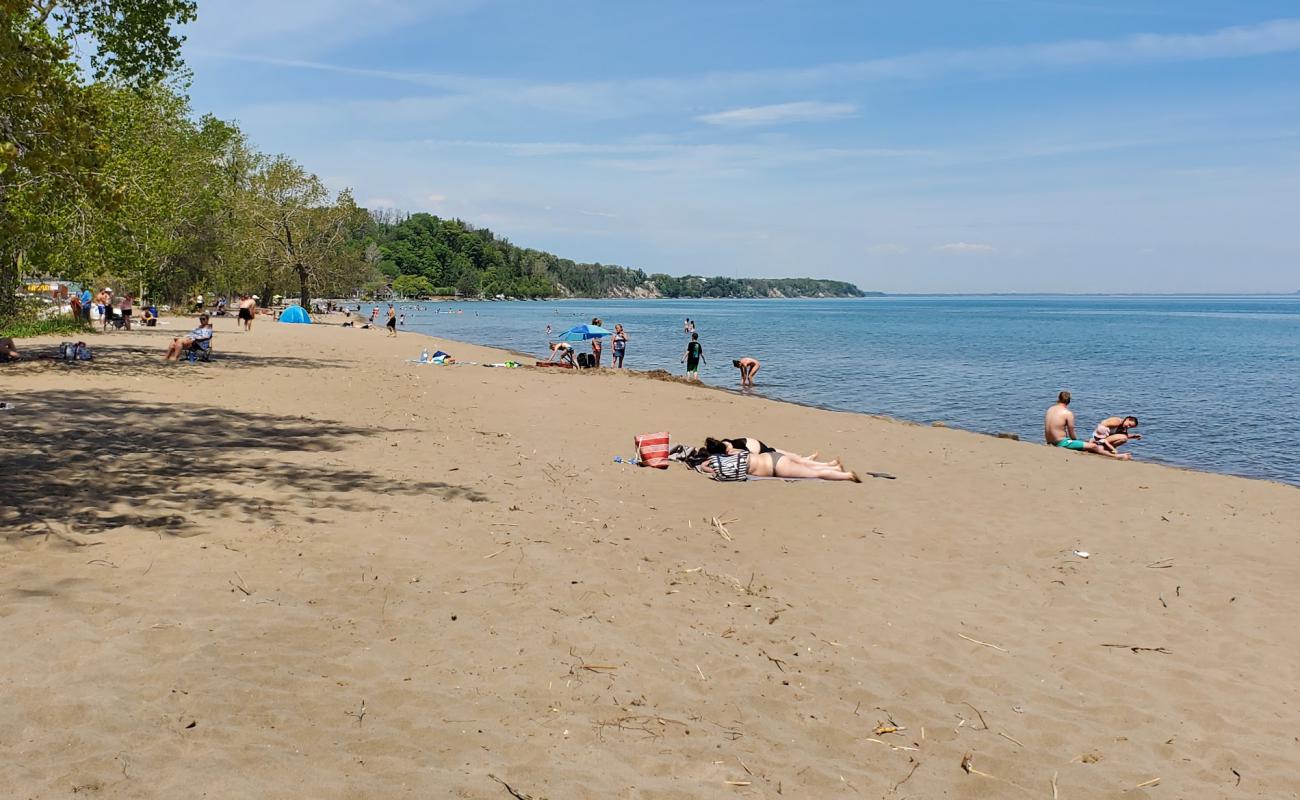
[279, 305, 311, 324]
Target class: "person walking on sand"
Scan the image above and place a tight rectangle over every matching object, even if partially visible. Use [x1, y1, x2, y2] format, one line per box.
[119, 294, 134, 330]
[734, 357, 760, 387]
[682, 332, 704, 380]
[1092, 415, 1142, 455]
[386, 304, 397, 337]
[98, 288, 112, 331]
[611, 323, 628, 368]
[238, 295, 257, 332]
[1045, 391, 1129, 459]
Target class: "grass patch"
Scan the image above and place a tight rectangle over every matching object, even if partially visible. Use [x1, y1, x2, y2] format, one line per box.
[0, 316, 95, 339]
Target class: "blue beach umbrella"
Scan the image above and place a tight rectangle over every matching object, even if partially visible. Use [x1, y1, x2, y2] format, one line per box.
[557, 323, 612, 342]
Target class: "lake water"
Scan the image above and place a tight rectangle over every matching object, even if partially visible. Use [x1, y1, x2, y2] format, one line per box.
[387, 296, 1300, 486]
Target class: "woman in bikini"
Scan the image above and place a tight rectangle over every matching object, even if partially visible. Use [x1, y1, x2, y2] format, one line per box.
[697, 449, 861, 482]
[705, 437, 845, 470]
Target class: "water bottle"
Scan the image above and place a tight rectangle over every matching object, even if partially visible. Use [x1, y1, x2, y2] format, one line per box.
[420, 348, 429, 362]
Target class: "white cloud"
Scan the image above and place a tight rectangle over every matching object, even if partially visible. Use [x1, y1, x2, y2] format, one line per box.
[867, 243, 909, 255]
[426, 194, 447, 207]
[199, 18, 1300, 119]
[697, 101, 858, 127]
[365, 196, 397, 208]
[578, 209, 616, 218]
[935, 242, 997, 253]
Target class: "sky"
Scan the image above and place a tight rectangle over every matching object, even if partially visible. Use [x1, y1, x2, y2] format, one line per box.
[180, 1, 1300, 293]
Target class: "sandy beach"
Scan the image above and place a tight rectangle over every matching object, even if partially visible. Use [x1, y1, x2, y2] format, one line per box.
[2, 314, 1298, 799]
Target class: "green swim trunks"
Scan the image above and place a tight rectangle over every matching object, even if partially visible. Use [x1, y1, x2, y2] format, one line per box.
[1054, 438, 1088, 450]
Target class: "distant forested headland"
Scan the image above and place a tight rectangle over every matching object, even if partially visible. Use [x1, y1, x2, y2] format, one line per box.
[2, 3, 859, 323]
[369, 211, 864, 300]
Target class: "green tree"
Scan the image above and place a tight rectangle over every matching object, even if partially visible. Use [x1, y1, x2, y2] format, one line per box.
[392, 274, 433, 298]
[241, 155, 363, 308]
[1, 0, 196, 318]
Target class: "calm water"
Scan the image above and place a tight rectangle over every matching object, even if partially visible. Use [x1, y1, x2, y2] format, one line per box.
[389, 296, 1300, 486]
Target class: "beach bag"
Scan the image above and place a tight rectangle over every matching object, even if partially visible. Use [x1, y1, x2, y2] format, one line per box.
[635, 431, 671, 469]
[709, 451, 750, 482]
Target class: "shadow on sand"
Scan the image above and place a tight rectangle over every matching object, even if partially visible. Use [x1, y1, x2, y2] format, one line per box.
[9, 335, 343, 378]
[1, 389, 486, 541]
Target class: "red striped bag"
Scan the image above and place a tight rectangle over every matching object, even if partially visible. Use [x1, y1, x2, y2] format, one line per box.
[635, 431, 671, 469]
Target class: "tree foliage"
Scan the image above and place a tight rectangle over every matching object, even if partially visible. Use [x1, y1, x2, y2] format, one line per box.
[359, 212, 864, 299]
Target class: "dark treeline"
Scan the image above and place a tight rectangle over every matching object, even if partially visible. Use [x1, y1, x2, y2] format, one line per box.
[365, 211, 865, 299]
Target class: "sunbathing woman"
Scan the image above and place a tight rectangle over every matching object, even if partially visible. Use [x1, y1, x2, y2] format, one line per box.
[705, 437, 844, 470]
[697, 449, 861, 483]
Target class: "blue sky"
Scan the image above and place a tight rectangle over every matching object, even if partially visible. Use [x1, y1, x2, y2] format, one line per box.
[182, 1, 1300, 292]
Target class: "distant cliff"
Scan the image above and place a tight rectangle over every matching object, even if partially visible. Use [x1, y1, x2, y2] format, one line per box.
[363, 212, 867, 299]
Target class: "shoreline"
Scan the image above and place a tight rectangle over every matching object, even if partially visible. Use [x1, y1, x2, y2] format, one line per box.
[4, 317, 1300, 797]
[368, 313, 1299, 490]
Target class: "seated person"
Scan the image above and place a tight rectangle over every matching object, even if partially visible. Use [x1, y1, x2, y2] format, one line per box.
[142, 306, 158, 327]
[0, 337, 19, 362]
[1092, 415, 1141, 454]
[547, 341, 576, 366]
[164, 315, 214, 361]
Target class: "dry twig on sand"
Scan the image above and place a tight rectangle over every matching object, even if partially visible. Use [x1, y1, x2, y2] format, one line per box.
[711, 516, 737, 541]
[961, 701, 990, 731]
[488, 773, 534, 799]
[958, 633, 1009, 652]
[345, 699, 366, 727]
[1100, 644, 1172, 654]
[1145, 558, 1175, 569]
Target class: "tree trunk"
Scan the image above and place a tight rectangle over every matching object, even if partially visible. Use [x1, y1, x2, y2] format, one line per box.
[0, 252, 19, 320]
[296, 264, 310, 309]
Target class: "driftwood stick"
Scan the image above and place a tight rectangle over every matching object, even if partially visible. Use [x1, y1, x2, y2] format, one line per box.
[958, 633, 1009, 652]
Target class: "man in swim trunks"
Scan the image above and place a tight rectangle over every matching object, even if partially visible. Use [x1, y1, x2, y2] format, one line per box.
[733, 357, 760, 386]
[682, 332, 704, 380]
[238, 295, 257, 331]
[1044, 391, 1129, 459]
[386, 304, 397, 337]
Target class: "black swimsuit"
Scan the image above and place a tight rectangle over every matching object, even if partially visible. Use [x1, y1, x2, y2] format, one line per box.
[726, 437, 775, 454]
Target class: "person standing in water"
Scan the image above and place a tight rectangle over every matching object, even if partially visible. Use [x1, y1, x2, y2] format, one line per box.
[682, 332, 704, 380]
[733, 357, 760, 387]
[590, 317, 604, 367]
[611, 323, 628, 368]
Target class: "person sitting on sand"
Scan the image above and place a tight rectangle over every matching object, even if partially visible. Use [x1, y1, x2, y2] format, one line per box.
[1092, 415, 1141, 454]
[0, 337, 19, 362]
[696, 448, 861, 483]
[704, 436, 844, 470]
[1044, 391, 1129, 459]
[163, 315, 213, 361]
[547, 341, 575, 366]
[733, 357, 760, 387]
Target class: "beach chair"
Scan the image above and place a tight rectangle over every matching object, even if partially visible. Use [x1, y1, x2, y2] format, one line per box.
[186, 337, 214, 363]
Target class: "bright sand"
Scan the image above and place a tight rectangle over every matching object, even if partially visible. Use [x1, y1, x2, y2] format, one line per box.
[2, 315, 1298, 798]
